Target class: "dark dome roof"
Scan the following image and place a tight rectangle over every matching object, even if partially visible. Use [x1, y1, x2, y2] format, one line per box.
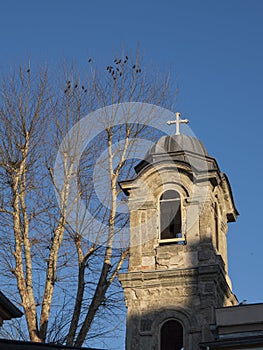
[145, 134, 209, 158]
[134, 134, 215, 174]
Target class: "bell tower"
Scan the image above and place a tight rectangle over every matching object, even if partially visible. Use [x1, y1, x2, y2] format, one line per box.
[119, 115, 238, 350]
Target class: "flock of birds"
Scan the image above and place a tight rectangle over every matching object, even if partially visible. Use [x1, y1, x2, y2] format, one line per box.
[106, 55, 142, 80]
[22, 55, 142, 98]
[64, 81, 87, 94]
[63, 55, 142, 93]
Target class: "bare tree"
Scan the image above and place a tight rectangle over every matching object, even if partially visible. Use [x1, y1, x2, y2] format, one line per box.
[0, 52, 176, 347]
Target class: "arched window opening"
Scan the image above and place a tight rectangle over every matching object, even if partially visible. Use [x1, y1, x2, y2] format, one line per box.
[160, 190, 184, 243]
[161, 319, 184, 350]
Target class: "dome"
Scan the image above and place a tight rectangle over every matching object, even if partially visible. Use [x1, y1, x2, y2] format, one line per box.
[134, 134, 217, 174]
[145, 134, 209, 158]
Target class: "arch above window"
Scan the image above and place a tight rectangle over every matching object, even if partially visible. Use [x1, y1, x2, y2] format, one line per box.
[159, 190, 185, 244]
[160, 319, 184, 350]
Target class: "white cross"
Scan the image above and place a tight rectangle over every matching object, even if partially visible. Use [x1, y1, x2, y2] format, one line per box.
[167, 112, 189, 135]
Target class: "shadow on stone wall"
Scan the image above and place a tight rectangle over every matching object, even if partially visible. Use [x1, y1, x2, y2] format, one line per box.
[119, 238, 238, 350]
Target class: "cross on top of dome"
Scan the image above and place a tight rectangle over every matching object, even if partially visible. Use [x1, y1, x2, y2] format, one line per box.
[167, 112, 189, 135]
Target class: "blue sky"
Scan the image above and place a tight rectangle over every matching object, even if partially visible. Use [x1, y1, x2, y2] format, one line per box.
[1, 0, 263, 348]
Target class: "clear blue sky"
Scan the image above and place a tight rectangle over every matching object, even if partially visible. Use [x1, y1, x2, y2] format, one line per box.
[1, 0, 263, 348]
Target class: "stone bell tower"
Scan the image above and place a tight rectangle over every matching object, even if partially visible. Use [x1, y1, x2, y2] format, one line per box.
[119, 114, 239, 350]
